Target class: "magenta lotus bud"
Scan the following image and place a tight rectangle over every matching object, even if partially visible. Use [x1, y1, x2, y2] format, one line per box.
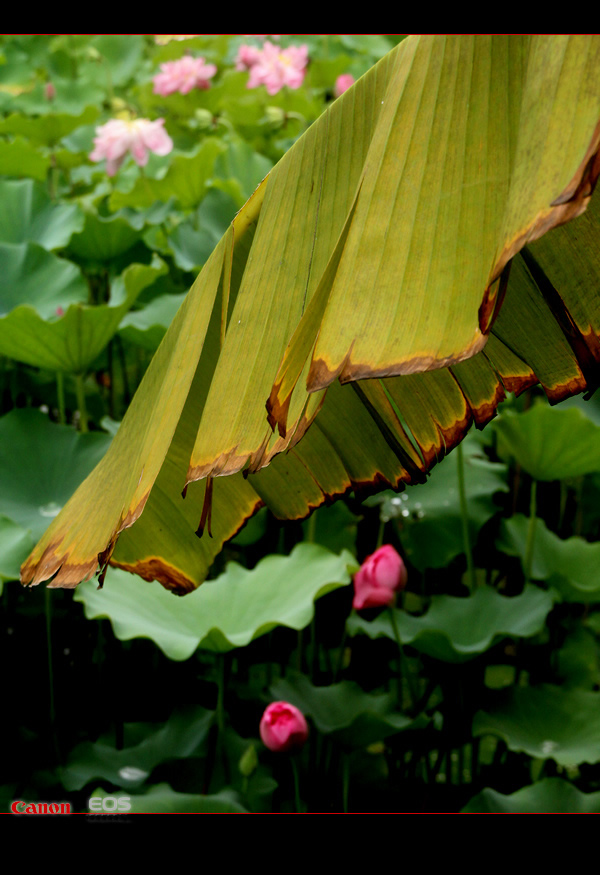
[352, 544, 408, 610]
[260, 701, 309, 753]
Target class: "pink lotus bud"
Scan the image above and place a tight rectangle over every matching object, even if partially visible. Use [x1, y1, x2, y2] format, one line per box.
[235, 44, 262, 71]
[334, 73, 354, 98]
[260, 701, 309, 753]
[352, 544, 407, 611]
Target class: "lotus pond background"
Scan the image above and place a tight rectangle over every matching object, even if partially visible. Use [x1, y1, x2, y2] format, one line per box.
[3, 34, 600, 814]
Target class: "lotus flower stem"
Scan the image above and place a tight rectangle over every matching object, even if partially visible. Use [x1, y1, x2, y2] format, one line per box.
[56, 371, 66, 425]
[213, 654, 230, 787]
[342, 753, 350, 813]
[291, 756, 303, 813]
[45, 588, 61, 764]
[306, 509, 317, 543]
[376, 518, 385, 550]
[456, 442, 476, 590]
[524, 479, 537, 582]
[333, 626, 347, 682]
[388, 606, 416, 711]
[75, 373, 88, 433]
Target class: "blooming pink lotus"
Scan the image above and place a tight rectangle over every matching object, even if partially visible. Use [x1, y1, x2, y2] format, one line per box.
[260, 701, 309, 753]
[334, 73, 355, 98]
[89, 118, 173, 177]
[352, 545, 408, 610]
[153, 55, 217, 96]
[245, 41, 309, 95]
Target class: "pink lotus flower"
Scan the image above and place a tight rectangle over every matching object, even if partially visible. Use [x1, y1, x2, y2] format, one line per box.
[89, 118, 173, 177]
[235, 44, 262, 71]
[352, 545, 408, 611]
[334, 73, 355, 98]
[153, 56, 217, 96]
[260, 701, 309, 753]
[245, 41, 309, 95]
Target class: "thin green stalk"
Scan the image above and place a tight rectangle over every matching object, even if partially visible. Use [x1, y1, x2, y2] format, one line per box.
[45, 588, 61, 763]
[56, 371, 66, 425]
[213, 654, 230, 787]
[101, 56, 114, 104]
[388, 606, 416, 711]
[47, 154, 58, 200]
[306, 509, 317, 543]
[456, 442, 476, 590]
[296, 630, 303, 673]
[333, 626, 347, 682]
[106, 340, 115, 419]
[45, 588, 55, 727]
[458, 744, 464, 786]
[558, 480, 567, 534]
[471, 738, 480, 784]
[574, 476, 584, 536]
[139, 166, 157, 204]
[524, 479, 537, 582]
[75, 373, 88, 433]
[216, 654, 225, 733]
[426, 747, 445, 783]
[115, 335, 130, 408]
[291, 757, 303, 813]
[342, 753, 350, 813]
[445, 748, 453, 785]
[308, 617, 318, 681]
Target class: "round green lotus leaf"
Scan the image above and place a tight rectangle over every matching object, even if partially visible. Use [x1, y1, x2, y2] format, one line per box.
[0, 241, 87, 319]
[0, 137, 50, 180]
[473, 685, 600, 766]
[269, 672, 416, 748]
[0, 255, 167, 372]
[498, 514, 600, 602]
[67, 210, 143, 262]
[118, 292, 186, 352]
[60, 705, 214, 792]
[0, 179, 84, 249]
[74, 543, 353, 659]
[92, 784, 247, 814]
[0, 408, 112, 542]
[492, 403, 600, 482]
[463, 778, 600, 813]
[348, 584, 553, 663]
[0, 105, 99, 144]
[0, 516, 34, 581]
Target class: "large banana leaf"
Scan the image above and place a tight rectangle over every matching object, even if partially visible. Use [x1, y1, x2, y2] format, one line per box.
[21, 35, 600, 594]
